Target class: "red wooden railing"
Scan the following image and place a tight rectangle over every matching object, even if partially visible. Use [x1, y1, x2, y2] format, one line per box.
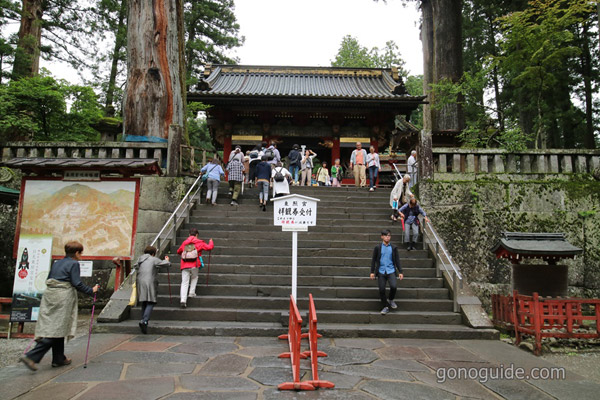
[302, 294, 335, 389]
[278, 295, 314, 391]
[492, 291, 600, 355]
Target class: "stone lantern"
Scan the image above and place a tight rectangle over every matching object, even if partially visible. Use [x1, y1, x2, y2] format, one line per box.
[491, 232, 582, 297]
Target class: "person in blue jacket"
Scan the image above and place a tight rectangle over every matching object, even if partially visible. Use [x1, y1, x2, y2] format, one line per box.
[399, 197, 430, 250]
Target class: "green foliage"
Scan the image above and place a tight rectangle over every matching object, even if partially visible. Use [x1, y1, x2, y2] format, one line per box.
[187, 102, 213, 150]
[0, 72, 102, 142]
[405, 75, 423, 130]
[331, 35, 407, 75]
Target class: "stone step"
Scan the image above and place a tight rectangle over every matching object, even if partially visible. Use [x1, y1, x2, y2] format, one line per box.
[181, 223, 418, 235]
[129, 307, 463, 325]
[157, 273, 442, 288]
[157, 284, 450, 299]
[176, 230, 417, 245]
[179, 255, 430, 268]
[154, 295, 454, 312]
[173, 237, 425, 252]
[158, 265, 436, 278]
[193, 207, 395, 218]
[94, 320, 499, 340]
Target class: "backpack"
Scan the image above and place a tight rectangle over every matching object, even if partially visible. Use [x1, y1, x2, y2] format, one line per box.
[249, 150, 259, 159]
[264, 148, 275, 161]
[274, 167, 285, 182]
[181, 243, 198, 261]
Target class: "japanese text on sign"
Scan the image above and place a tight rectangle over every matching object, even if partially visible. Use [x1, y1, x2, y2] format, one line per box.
[274, 199, 317, 226]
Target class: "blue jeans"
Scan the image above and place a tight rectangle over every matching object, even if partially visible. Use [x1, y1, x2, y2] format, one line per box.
[290, 164, 299, 182]
[257, 180, 269, 202]
[368, 166, 378, 188]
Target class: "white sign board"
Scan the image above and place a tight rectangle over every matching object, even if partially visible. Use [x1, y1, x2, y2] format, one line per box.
[273, 195, 318, 227]
[271, 194, 320, 302]
[79, 261, 94, 277]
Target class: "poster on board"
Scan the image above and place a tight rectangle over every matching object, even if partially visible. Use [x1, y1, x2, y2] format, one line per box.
[15, 178, 140, 260]
[10, 235, 53, 322]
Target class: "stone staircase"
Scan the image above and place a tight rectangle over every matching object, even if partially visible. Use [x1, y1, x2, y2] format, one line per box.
[97, 183, 497, 339]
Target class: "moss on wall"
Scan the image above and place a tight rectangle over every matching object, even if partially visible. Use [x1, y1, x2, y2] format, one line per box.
[420, 177, 600, 306]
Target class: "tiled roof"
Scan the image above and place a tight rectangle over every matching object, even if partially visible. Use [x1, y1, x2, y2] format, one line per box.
[491, 232, 582, 257]
[195, 65, 424, 101]
[1, 158, 162, 176]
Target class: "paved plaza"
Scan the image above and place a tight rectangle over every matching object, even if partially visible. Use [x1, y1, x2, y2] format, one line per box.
[1, 333, 599, 400]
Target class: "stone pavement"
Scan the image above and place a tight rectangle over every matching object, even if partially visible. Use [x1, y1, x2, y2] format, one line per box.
[0, 334, 599, 400]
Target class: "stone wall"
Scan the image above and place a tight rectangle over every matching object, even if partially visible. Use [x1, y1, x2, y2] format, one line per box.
[418, 175, 600, 311]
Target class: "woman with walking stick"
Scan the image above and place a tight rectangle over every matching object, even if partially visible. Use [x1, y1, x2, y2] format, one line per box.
[20, 241, 99, 371]
[134, 245, 170, 334]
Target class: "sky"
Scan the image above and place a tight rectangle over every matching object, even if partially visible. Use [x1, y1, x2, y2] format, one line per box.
[41, 0, 424, 82]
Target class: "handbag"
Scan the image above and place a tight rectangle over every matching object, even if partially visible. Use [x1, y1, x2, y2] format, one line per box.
[128, 280, 137, 306]
[201, 164, 218, 182]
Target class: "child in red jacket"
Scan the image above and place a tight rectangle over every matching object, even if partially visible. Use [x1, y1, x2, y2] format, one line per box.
[177, 228, 214, 308]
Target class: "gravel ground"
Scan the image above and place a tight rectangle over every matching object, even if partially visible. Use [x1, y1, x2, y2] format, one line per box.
[0, 311, 95, 369]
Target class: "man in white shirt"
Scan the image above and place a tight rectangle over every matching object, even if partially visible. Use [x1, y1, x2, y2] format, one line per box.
[407, 150, 417, 188]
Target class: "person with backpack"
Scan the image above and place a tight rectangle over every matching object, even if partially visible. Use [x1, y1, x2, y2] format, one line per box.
[265, 143, 281, 168]
[316, 161, 330, 186]
[134, 245, 170, 334]
[287, 144, 302, 185]
[248, 144, 263, 187]
[272, 162, 292, 198]
[201, 157, 225, 206]
[255, 155, 272, 211]
[177, 228, 214, 308]
[300, 149, 317, 186]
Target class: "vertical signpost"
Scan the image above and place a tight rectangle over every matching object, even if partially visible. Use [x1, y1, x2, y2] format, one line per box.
[272, 194, 319, 301]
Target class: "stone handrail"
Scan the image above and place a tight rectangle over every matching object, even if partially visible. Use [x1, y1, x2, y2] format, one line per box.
[0, 141, 168, 165]
[433, 148, 600, 175]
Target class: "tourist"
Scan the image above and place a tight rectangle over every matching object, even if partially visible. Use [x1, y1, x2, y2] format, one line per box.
[366, 146, 380, 191]
[228, 145, 244, 164]
[248, 144, 263, 187]
[134, 245, 170, 334]
[370, 230, 403, 315]
[287, 144, 302, 185]
[243, 151, 250, 185]
[316, 161, 330, 186]
[201, 157, 224, 206]
[266, 142, 281, 168]
[20, 241, 99, 371]
[256, 155, 272, 211]
[399, 197, 430, 251]
[407, 150, 417, 188]
[177, 228, 214, 308]
[272, 162, 292, 198]
[300, 149, 317, 186]
[226, 157, 245, 206]
[350, 142, 368, 187]
[390, 174, 412, 209]
[331, 158, 343, 187]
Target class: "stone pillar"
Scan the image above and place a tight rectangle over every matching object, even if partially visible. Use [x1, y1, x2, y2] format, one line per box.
[576, 156, 587, 173]
[85, 148, 93, 158]
[438, 153, 447, 173]
[561, 155, 573, 173]
[466, 154, 475, 173]
[29, 148, 39, 158]
[16, 148, 25, 157]
[549, 155, 559, 173]
[479, 155, 488, 173]
[534, 155, 546, 173]
[590, 156, 600, 172]
[521, 155, 531, 173]
[493, 155, 504, 173]
[452, 154, 461, 173]
[506, 155, 517, 173]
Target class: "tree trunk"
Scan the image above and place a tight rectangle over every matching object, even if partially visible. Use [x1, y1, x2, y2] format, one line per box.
[431, 0, 463, 134]
[581, 21, 595, 149]
[11, 0, 42, 80]
[124, 0, 185, 140]
[104, 0, 128, 116]
[419, 0, 434, 180]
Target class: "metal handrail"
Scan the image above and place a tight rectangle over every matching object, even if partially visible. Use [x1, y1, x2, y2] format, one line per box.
[150, 173, 204, 255]
[424, 220, 462, 281]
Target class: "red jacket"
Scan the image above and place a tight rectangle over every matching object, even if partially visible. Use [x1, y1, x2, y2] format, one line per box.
[177, 236, 214, 270]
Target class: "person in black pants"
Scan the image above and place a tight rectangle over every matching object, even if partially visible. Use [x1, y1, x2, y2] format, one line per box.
[20, 241, 98, 371]
[370, 229, 403, 315]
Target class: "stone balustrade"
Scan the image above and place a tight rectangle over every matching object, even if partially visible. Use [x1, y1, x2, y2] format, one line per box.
[1, 141, 168, 166]
[433, 148, 600, 177]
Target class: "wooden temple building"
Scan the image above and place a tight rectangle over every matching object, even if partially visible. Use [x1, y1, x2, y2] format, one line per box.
[189, 65, 426, 183]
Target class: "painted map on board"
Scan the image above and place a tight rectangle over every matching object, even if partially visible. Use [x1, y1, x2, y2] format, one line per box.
[19, 180, 137, 258]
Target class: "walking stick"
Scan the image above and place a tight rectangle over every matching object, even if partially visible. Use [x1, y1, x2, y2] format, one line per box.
[206, 251, 212, 286]
[84, 292, 97, 368]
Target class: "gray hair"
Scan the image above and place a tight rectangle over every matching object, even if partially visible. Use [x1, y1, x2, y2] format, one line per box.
[411, 150, 417, 156]
[403, 174, 411, 180]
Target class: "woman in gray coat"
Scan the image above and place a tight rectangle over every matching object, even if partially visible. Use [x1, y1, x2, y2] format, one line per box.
[135, 245, 170, 334]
